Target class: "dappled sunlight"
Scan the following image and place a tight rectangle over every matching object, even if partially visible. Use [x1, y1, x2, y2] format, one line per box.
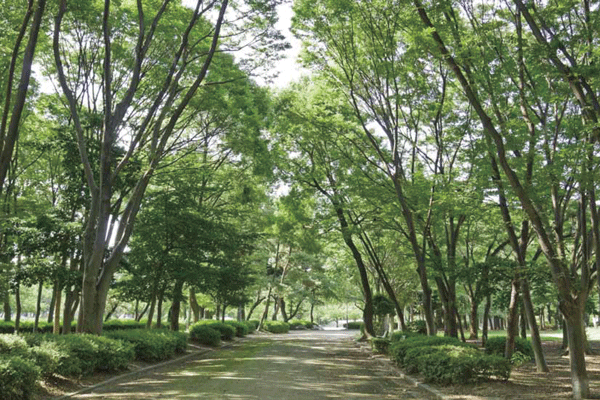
[71, 331, 432, 399]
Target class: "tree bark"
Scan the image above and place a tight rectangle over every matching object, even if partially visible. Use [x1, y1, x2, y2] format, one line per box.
[3, 287, 11, 322]
[33, 281, 43, 333]
[189, 287, 200, 323]
[170, 279, 184, 331]
[505, 278, 520, 359]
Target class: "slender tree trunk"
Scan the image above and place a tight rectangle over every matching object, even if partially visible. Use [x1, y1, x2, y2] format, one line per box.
[258, 287, 273, 331]
[34, 281, 43, 333]
[520, 304, 527, 339]
[505, 279, 520, 359]
[136, 303, 149, 322]
[521, 278, 549, 371]
[469, 299, 479, 339]
[189, 287, 200, 323]
[146, 293, 157, 329]
[53, 283, 61, 334]
[3, 287, 11, 322]
[156, 289, 165, 328]
[47, 286, 56, 323]
[15, 281, 21, 333]
[246, 291, 265, 321]
[170, 279, 184, 331]
[310, 303, 315, 325]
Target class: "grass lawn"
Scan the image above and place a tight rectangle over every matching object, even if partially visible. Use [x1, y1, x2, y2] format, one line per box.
[469, 326, 600, 342]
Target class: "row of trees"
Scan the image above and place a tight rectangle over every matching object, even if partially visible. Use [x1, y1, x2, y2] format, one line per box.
[286, 0, 599, 398]
[2, 0, 599, 398]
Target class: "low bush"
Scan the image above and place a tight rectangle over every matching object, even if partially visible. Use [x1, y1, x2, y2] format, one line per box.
[225, 321, 249, 337]
[0, 321, 15, 334]
[104, 329, 185, 362]
[246, 320, 259, 332]
[389, 331, 426, 342]
[49, 334, 134, 376]
[343, 321, 363, 330]
[189, 325, 221, 347]
[29, 340, 63, 377]
[288, 320, 315, 330]
[0, 355, 40, 400]
[263, 321, 290, 334]
[389, 336, 466, 366]
[484, 336, 534, 360]
[103, 319, 146, 331]
[404, 320, 427, 334]
[192, 321, 236, 340]
[0, 334, 29, 356]
[370, 337, 390, 354]
[416, 350, 510, 384]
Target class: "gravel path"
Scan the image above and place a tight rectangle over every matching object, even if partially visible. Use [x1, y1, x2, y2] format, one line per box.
[66, 330, 436, 400]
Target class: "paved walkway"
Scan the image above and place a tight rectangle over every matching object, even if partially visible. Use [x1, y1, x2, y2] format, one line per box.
[66, 330, 437, 400]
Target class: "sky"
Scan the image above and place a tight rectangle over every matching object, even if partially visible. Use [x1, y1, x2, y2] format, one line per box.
[270, 3, 305, 88]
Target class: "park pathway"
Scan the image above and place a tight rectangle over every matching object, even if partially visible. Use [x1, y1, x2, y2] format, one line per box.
[66, 329, 437, 400]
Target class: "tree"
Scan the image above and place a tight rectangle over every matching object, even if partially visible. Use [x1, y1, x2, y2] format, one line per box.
[49, 0, 282, 334]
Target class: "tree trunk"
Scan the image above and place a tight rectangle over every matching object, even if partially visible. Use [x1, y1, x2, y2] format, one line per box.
[146, 293, 157, 329]
[34, 281, 43, 333]
[279, 297, 289, 322]
[104, 302, 119, 321]
[246, 291, 265, 321]
[564, 305, 590, 399]
[310, 302, 315, 324]
[3, 287, 11, 322]
[258, 287, 272, 331]
[189, 287, 200, 323]
[521, 278, 549, 371]
[469, 299, 479, 339]
[156, 289, 165, 328]
[47, 286, 56, 323]
[505, 279, 520, 359]
[15, 281, 21, 333]
[136, 303, 149, 322]
[520, 304, 527, 339]
[170, 279, 184, 331]
[53, 284, 61, 334]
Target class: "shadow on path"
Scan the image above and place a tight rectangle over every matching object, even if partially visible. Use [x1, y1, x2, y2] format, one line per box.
[68, 330, 434, 400]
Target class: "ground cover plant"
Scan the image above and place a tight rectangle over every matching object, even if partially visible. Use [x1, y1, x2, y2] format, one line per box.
[104, 329, 187, 362]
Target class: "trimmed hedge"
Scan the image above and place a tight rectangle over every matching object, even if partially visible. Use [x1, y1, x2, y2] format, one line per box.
[224, 321, 249, 337]
[404, 320, 427, 334]
[191, 321, 236, 340]
[343, 321, 363, 330]
[48, 334, 134, 376]
[104, 329, 187, 362]
[288, 320, 315, 330]
[484, 336, 534, 359]
[246, 320, 259, 332]
[371, 337, 390, 354]
[103, 319, 146, 331]
[389, 335, 511, 384]
[189, 325, 221, 347]
[263, 321, 290, 334]
[390, 331, 426, 342]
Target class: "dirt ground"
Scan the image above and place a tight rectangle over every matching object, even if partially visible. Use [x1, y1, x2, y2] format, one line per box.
[37, 331, 600, 400]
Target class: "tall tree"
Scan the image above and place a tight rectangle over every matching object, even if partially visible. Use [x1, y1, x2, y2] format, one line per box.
[50, 0, 282, 334]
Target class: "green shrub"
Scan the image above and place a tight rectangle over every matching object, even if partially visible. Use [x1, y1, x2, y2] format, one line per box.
[245, 320, 259, 332]
[104, 329, 184, 362]
[0, 321, 15, 334]
[344, 321, 363, 330]
[484, 336, 534, 359]
[390, 331, 425, 342]
[263, 321, 290, 334]
[48, 334, 134, 376]
[191, 321, 236, 340]
[225, 321, 249, 337]
[0, 334, 29, 356]
[29, 340, 64, 377]
[288, 320, 315, 330]
[0, 355, 40, 400]
[405, 320, 427, 334]
[189, 325, 221, 347]
[370, 337, 390, 354]
[416, 351, 511, 384]
[388, 336, 465, 366]
[103, 319, 146, 331]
